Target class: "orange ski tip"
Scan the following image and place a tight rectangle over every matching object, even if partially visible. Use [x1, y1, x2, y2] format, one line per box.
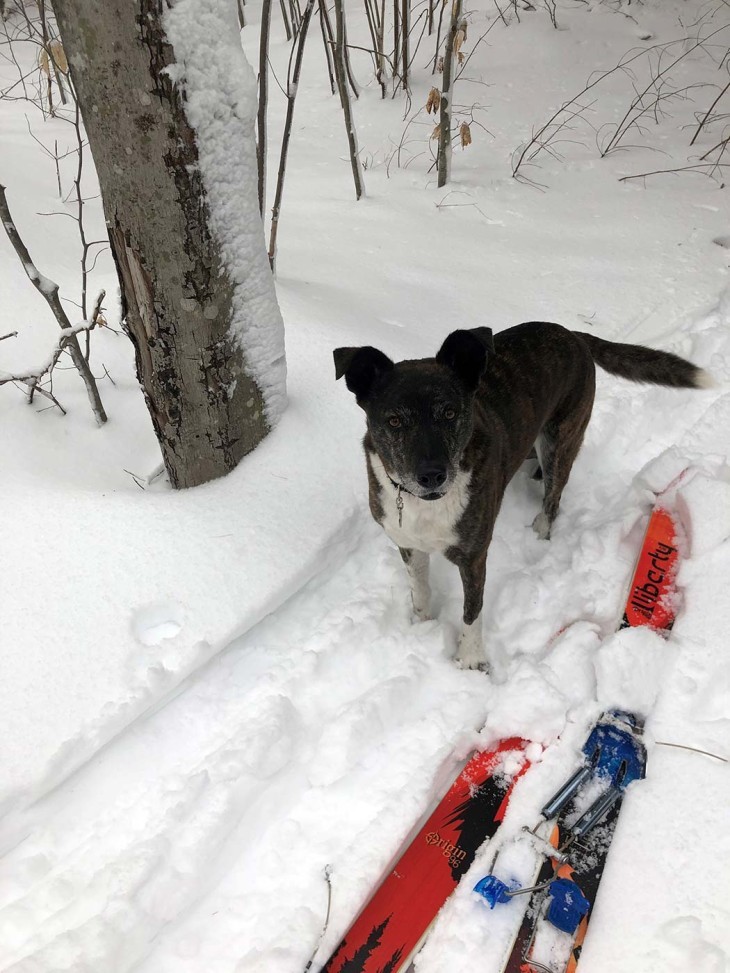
[623, 505, 680, 631]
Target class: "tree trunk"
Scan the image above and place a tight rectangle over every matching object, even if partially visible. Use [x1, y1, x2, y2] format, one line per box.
[333, 0, 365, 199]
[52, 0, 286, 489]
[258, 0, 273, 215]
[437, 0, 461, 188]
[401, 0, 409, 92]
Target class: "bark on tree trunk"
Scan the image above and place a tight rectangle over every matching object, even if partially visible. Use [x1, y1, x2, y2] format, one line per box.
[333, 0, 365, 199]
[52, 0, 283, 489]
[257, 0, 273, 215]
[437, 0, 461, 188]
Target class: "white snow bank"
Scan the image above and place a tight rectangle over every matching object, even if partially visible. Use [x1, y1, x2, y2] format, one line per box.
[0, 324, 361, 825]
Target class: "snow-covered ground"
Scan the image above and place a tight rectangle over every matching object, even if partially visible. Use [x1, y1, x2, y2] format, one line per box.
[1, 0, 729, 971]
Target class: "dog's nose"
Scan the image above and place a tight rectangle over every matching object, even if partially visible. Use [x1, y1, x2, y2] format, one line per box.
[416, 463, 447, 491]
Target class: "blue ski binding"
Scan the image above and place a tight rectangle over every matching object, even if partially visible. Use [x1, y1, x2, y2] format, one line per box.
[545, 878, 590, 934]
[473, 875, 516, 908]
[473, 711, 646, 908]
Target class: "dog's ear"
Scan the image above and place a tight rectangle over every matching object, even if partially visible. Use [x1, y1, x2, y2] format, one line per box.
[333, 346, 395, 402]
[435, 328, 494, 391]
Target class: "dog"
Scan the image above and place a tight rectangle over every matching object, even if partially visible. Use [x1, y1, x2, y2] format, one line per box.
[334, 322, 710, 669]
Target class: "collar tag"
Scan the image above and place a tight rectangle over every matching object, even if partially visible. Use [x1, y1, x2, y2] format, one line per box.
[396, 485, 404, 528]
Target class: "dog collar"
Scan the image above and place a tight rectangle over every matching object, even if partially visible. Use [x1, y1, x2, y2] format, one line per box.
[385, 472, 410, 527]
[385, 472, 415, 497]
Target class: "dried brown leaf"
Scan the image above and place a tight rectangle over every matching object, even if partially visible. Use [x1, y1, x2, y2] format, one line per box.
[460, 121, 472, 148]
[426, 87, 441, 115]
[431, 124, 441, 141]
[49, 40, 68, 74]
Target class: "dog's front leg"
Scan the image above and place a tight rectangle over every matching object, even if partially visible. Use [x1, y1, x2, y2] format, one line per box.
[399, 547, 432, 621]
[455, 556, 487, 669]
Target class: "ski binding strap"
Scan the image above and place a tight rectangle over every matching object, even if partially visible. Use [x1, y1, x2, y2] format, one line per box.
[545, 878, 590, 934]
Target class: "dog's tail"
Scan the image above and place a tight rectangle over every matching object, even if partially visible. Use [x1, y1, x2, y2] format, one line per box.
[574, 332, 713, 389]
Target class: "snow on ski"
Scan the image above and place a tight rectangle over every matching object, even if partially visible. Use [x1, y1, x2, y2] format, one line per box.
[473, 498, 681, 973]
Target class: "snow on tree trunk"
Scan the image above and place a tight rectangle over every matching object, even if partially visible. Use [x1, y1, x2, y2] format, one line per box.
[53, 0, 286, 489]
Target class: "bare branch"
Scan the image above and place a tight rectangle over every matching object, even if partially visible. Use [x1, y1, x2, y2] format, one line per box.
[0, 183, 107, 423]
[690, 75, 730, 144]
[267, 0, 317, 271]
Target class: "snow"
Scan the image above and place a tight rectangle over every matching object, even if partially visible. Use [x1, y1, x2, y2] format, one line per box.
[1, 0, 730, 971]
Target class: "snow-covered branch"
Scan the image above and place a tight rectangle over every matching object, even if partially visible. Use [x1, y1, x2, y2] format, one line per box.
[0, 182, 107, 423]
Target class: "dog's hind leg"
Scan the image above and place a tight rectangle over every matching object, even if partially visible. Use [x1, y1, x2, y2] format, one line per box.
[533, 390, 594, 540]
[399, 547, 432, 621]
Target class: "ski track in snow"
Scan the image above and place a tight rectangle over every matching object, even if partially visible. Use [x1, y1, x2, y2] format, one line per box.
[2, 0, 730, 970]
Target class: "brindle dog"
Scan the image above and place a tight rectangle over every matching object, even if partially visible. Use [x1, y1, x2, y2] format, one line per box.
[334, 322, 709, 669]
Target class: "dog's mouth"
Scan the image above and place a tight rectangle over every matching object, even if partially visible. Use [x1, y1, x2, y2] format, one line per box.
[420, 490, 446, 501]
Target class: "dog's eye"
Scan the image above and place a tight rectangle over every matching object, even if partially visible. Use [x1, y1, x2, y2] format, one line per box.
[444, 408, 456, 420]
[388, 415, 401, 428]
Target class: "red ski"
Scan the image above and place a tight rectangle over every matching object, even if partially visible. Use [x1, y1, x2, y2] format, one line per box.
[321, 738, 531, 973]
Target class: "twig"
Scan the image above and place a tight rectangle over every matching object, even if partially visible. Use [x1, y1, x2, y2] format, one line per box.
[619, 161, 729, 182]
[690, 76, 730, 145]
[655, 740, 728, 762]
[99, 363, 116, 385]
[318, 0, 336, 95]
[278, 0, 292, 42]
[333, 0, 366, 199]
[0, 319, 96, 411]
[303, 866, 333, 972]
[430, 0, 445, 74]
[600, 27, 730, 156]
[124, 469, 147, 490]
[257, 0, 273, 215]
[513, 31, 730, 178]
[0, 371, 67, 412]
[267, 0, 317, 271]
[0, 183, 107, 423]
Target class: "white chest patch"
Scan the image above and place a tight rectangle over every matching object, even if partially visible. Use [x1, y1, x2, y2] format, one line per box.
[369, 452, 472, 554]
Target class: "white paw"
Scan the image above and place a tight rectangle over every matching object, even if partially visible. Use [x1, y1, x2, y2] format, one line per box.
[455, 647, 489, 671]
[411, 583, 432, 622]
[455, 616, 487, 670]
[532, 510, 551, 540]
